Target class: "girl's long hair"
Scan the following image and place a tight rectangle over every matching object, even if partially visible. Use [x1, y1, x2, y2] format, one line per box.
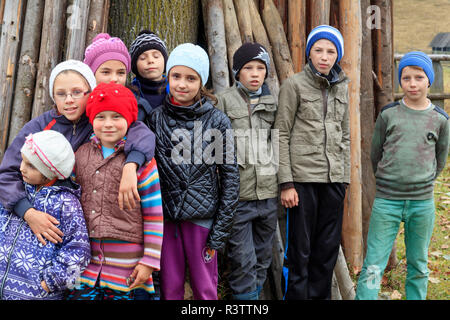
[196, 86, 217, 105]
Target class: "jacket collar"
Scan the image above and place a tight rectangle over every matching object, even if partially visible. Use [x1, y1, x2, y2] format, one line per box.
[235, 83, 275, 106]
[304, 61, 347, 89]
[164, 95, 214, 121]
[89, 133, 126, 152]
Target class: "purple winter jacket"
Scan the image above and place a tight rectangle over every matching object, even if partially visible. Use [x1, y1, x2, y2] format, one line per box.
[0, 109, 155, 218]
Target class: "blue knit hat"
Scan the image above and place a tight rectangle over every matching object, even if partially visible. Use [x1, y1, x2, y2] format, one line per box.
[306, 25, 344, 62]
[398, 51, 434, 86]
[166, 43, 210, 86]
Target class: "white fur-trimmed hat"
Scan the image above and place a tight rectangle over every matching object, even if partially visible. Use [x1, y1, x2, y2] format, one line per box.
[49, 60, 97, 102]
[20, 130, 75, 180]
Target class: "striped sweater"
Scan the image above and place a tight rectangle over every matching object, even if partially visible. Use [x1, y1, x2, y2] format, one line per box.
[78, 137, 163, 293]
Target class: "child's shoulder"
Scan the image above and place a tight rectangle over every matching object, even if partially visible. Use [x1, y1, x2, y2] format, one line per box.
[380, 101, 401, 114]
[431, 105, 449, 121]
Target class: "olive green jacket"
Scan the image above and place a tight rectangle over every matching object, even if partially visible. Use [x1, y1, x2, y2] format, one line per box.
[216, 84, 279, 201]
[274, 63, 350, 185]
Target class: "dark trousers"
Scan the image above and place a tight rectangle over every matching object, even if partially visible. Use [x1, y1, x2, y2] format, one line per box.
[282, 182, 346, 300]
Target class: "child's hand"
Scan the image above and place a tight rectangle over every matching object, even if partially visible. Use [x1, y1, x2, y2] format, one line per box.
[128, 264, 153, 289]
[41, 280, 50, 293]
[118, 162, 141, 210]
[24, 208, 64, 245]
[281, 188, 299, 208]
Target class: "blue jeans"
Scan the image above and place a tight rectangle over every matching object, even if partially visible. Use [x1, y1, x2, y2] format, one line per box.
[355, 197, 435, 300]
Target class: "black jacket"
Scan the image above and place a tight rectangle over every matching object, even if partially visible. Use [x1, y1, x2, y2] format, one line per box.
[147, 97, 240, 250]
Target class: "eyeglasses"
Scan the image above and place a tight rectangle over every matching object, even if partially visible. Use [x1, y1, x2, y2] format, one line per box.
[54, 90, 90, 101]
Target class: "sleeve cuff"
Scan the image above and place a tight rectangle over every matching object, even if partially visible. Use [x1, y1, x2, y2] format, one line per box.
[280, 182, 295, 190]
[125, 150, 146, 169]
[13, 198, 33, 219]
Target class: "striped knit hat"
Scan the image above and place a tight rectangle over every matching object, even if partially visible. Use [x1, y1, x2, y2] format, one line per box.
[398, 51, 434, 86]
[20, 130, 75, 180]
[306, 25, 344, 62]
[129, 30, 168, 76]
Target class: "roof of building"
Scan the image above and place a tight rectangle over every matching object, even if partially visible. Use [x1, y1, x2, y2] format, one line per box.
[429, 32, 450, 48]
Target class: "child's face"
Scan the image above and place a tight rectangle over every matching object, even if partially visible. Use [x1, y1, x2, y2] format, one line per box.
[309, 39, 338, 75]
[400, 66, 429, 102]
[53, 72, 91, 122]
[168, 65, 201, 106]
[20, 154, 49, 186]
[92, 111, 128, 148]
[136, 49, 165, 81]
[238, 60, 266, 91]
[95, 60, 127, 86]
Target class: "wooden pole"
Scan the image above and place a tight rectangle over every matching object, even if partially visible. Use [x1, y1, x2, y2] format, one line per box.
[8, 0, 45, 147]
[272, 0, 287, 33]
[261, 0, 294, 83]
[0, 0, 26, 162]
[334, 245, 356, 299]
[223, 0, 242, 83]
[31, 0, 67, 119]
[201, 0, 230, 93]
[287, 0, 306, 72]
[233, 0, 253, 43]
[248, 0, 280, 99]
[65, 0, 90, 61]
[339, 0, 363, 273]
[85, 0, 108, 48]
[310, 0, 330, 28]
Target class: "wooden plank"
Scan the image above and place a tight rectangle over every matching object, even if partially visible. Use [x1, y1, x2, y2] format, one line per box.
[202, 0, 230, 93]
[31, 0, 67, 119]
[8, 0, 45, 147]
[0, 0, 26, 162]
[287, 0, 306, 72]
[261, 0, 294, 83]
[64, 0, 90, 60]
[339, 0, 363, 274]
[233, 0, 253, 43]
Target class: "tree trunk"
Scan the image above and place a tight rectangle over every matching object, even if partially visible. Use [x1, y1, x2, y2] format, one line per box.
[108, 0, 200, 53]
[248, 0, 280, 99]
[334, 245, 356, 300]
[339, 0, 363, 273]
[287, 0, 306, 73]
[201, 0, 229, 93]
[272, 0, 287, 33]
[310, 0, 330, 28]
[222, 0, 242, 83]
[261, 0, 294, 83]
[8, 0, 45, 147]
[233, 0, 253, 43]
[0, 0, 26, 162]
[85, 0, 109, 47]
[64, 0, 90, 60]
[31, 0, 67, 119]
[331, 272, 342, 300]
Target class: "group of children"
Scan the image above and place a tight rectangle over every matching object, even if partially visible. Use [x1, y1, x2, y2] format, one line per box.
[0, 24, 448, 301]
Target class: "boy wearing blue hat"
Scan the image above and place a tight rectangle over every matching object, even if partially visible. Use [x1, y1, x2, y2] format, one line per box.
[274, 25, 350, 299]
[355, 51, 449, 300]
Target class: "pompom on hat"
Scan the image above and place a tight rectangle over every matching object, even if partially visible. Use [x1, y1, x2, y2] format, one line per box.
[20, 130, 75, 180]
[398, 51, 434, 86]
[86, 82, 138, 127]
[83, 33, 131, 74]
[166, 43, 210, 86]
[232, 42, 271, 81]
[49, 60, 97, 103]
[306, 25, 344, 63]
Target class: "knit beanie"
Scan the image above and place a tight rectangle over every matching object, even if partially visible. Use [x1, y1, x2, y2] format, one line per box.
[49, 60, 97, 103]
[84, 33, 131, 74]
[129, 30, 168, 76]
[306, 25, 344, 63]
[166, 43, 210, 86]
[20, 130, 75, 180]
[86, 82, 138, 127]
[232, 42, 271, 81]
[398, 51, 434, 86]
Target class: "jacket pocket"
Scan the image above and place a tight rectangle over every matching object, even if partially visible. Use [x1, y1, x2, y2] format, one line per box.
[334, 92, 348, 121]
[299, 93, 322, 120]
[293, 145, 319, 156]
[259, 111, 275, 129]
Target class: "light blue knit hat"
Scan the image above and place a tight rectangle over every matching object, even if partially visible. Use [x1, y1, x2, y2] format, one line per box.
[166, 43, 210, 86]
[306, 25, 344, 62]
[398, 51, 434, 86]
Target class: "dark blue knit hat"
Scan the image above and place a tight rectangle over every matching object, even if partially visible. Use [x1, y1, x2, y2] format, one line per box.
[398, 51, 434, 86]
[306, 25, 344, 62]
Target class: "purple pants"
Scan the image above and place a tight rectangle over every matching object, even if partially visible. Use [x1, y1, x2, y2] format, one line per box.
[160, 220, 218, 300]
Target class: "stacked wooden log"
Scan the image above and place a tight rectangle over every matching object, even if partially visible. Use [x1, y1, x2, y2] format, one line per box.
[0, 0, 109, 161]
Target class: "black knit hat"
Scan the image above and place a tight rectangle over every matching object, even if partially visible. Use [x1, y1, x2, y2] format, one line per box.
[232, 42, 271, 80]
[129, 30, 168, 76]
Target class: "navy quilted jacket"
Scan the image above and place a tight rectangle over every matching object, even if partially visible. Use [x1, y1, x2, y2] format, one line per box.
[147, 97, 240, 250]
[0, 180, 90, 300]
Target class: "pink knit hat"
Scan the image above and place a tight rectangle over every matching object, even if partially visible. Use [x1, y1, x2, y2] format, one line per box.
[84, 33, 131, 74]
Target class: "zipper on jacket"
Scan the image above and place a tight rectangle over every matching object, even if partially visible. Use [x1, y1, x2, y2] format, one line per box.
[322, 88, 332, 181]
[0, 220, 25, 299]
[73, 123, 77, 135]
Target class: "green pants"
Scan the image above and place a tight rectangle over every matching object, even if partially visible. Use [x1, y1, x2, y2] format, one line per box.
[355, 197, 435, 300]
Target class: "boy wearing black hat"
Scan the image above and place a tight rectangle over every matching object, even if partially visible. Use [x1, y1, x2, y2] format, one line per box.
[216, 42, 278, 300]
